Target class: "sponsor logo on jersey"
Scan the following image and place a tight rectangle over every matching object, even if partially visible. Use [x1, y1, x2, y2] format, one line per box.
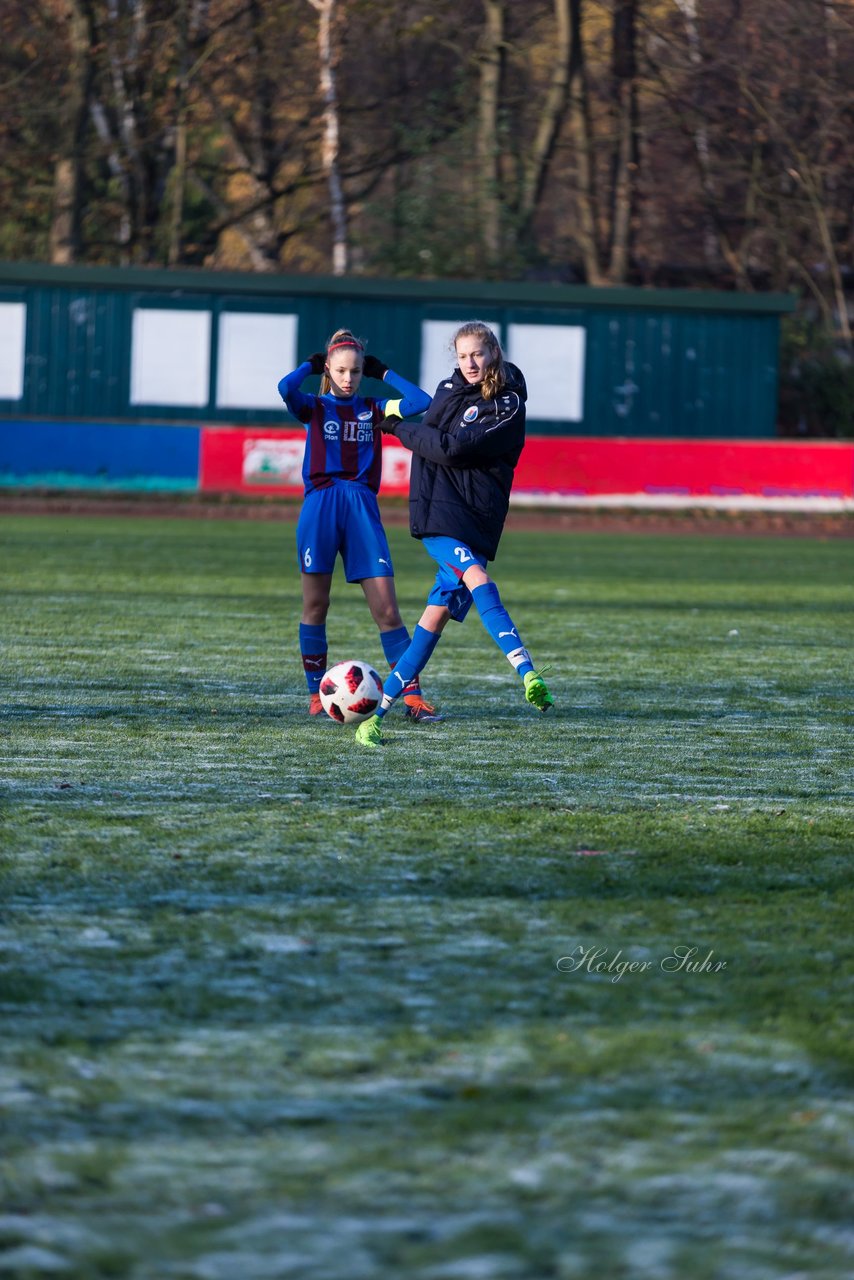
[357, 410, 373, 421]
[323, 419, 338, 439]
[341, 419, 374, 443]
[463, 405, 479, 423]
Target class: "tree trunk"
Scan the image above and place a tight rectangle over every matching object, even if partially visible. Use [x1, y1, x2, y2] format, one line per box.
[477, 0, 504, 268]
[99, 0, 149, 259]
[168, 0, 189, 266]
[608, 83, 633, 284]
[89, 98, 132, 253]
[49, 0, 93, 264]
[248, 0, 276, 187]
[606, 0, 638, 284]
[519, 0, 572, 237]
[567, 0, 603, 284]
[310, 0, 348, 276]
[675, 0, 732, 274]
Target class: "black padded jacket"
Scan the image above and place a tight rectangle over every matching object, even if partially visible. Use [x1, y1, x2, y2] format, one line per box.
[392, 363, 527, 562]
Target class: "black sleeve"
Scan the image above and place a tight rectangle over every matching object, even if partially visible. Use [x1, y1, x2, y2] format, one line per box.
[394, 391, 524, 467]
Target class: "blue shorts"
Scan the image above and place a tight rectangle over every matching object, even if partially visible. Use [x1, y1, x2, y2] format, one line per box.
[297, 484, 393, 582]
[422, 535, 488, 623]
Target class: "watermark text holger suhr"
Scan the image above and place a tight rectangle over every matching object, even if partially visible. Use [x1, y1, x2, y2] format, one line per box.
[557, 945, 727, 983]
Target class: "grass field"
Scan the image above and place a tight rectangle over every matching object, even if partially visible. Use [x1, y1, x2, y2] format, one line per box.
[1, 513, 852, 1280]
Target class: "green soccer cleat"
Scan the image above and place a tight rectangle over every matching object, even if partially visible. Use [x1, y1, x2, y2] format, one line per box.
[523, 669, 554, 713]
[355, 714, 384, 747]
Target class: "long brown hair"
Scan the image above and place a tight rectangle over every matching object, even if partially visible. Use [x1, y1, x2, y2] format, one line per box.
[320, 328, 364, 395]
[452, 321, 507, 401]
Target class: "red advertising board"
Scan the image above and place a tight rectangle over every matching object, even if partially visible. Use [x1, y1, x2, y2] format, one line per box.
[200, 428, 415, 497]
[200, 427, 854, 502]
[512, 437, 854, 500]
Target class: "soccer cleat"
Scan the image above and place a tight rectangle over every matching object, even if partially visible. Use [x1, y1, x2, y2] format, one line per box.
[403, 694, 444, 723]
[523, 669, 554, 713]
[308, 693, 325, 717]
[355, 714, 384, 748]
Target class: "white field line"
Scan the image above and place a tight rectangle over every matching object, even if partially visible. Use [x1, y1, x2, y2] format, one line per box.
[511, 492, 854, 512]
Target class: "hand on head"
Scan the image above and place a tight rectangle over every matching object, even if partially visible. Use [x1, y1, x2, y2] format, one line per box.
[306, 331, 387, 396]
[362, 354, 388, 381]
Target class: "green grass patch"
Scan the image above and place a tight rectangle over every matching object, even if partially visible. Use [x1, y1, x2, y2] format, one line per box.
[1, 516, 852, 1279]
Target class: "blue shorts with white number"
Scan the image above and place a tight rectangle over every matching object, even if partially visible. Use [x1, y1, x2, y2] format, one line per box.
[297, 482, 394, 582]
[422, 535, 488, 623]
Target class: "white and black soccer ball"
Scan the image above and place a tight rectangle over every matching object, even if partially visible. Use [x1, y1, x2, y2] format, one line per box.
[319, 660, 384, 724]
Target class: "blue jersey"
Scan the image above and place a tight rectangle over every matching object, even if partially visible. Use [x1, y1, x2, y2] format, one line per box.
[278, 363, 430, 496]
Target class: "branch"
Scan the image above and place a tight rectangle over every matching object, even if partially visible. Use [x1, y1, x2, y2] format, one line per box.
[741, 79, 850, 342]
[519, 0, 572, 229]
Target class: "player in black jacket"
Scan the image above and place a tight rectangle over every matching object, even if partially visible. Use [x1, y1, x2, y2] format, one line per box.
[355, 321, 554, 747]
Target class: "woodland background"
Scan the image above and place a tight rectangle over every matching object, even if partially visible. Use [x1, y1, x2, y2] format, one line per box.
[1, 0, 852, 431]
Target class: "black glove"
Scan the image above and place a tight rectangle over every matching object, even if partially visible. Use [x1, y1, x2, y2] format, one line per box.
[362, 354, 388, 381]
[306, 352, 326, 375]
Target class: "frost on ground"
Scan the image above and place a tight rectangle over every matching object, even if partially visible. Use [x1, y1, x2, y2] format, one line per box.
[1, 519, 852, 1278]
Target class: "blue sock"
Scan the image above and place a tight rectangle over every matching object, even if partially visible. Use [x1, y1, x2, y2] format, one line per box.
[381, 624, 423, 697]
[299, 622, 327, 694]
[376, 625, 441, 718]
[472, 582, 534, 679]
[380, 625, 410, 668]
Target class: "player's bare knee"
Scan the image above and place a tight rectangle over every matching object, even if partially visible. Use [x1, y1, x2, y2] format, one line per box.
[419, 604, 451, 634]
[375, 604, 403, 631]
[301, 599, 330, 626]
[462, 564, 491, 590]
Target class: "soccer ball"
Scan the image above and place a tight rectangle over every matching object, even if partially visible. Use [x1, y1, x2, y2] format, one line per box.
[319, 659, 384, 724]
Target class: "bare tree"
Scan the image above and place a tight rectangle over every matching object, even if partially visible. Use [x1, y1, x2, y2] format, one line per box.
[673, 0, 719, 269]
[567, 0, 602, 282]
[189, 1, 320, 271]
[648, 0, 753, 286]
[309, 0, 348, 275]
[477, 0, 505, 268]
[742, 81, 851, 344]
[518, 0, 573, 237]
[167, 0, 190, 266]
[48, 0, 94, 263]
[2, 0, 851, 326]
[607, 0, 639, 284]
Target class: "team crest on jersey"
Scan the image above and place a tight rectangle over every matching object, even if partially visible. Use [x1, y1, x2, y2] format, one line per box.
[323, 419, 338, 439]
[463, 405, 479, 423]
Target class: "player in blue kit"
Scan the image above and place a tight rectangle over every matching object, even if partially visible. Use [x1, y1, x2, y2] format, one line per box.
[278, 328, 440, 721]
[354, 320, 553, 748]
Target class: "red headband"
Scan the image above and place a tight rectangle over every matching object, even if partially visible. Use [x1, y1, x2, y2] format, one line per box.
[327, 339, 363, 355]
